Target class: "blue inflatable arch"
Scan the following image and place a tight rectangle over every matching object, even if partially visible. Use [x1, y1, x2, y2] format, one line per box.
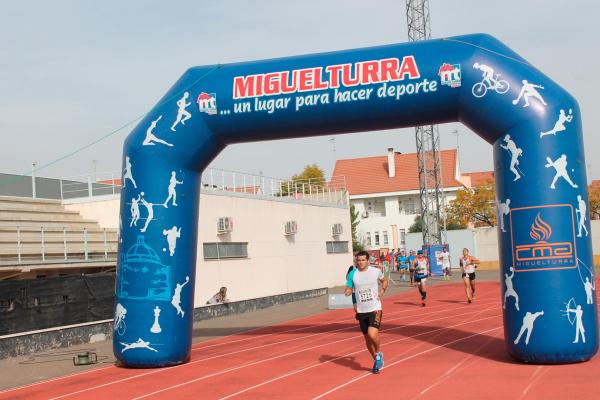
[115, 34, 597, 367]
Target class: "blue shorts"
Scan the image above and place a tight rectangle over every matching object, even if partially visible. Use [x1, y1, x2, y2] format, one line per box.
[351, 292, 357, 304]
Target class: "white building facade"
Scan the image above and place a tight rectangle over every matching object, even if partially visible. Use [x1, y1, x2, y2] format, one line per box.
[333, 148, 485, 251]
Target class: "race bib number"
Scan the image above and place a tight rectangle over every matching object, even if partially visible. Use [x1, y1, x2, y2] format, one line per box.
[358, 288, 374, 303]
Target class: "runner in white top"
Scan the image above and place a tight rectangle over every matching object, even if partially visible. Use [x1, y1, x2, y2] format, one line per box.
[345, 251, 388, 374]
[460, 248, 480, 303]
[413, 250, 430, 306]
[438, 245, 451, 281]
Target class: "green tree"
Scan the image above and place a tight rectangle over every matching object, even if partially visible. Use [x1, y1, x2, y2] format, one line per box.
[589, 183, 600, 220]
[350, 204, 364, 252]
[409, 214, 466, 233]
[446, 180, 496, 227]
[409, 215, 423, 233]
[279, 164, 325, 196]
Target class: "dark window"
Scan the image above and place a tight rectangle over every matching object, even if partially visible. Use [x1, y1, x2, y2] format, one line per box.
[326, 241, 349, 254]
[203, 242, 248, 260]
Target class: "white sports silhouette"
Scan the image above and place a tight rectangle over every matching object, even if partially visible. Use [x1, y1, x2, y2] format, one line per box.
[150, 306, 162, 334]
[171, 92, 192, 131]
[512, 80, 547, 108]
[566, 304, 586, 344]
[503, 267, 520, 311]
[130, 195, 141, 227]
[500, 135, 523, 181]
[545, 155, 578, 189]
[576, 195, 589, 237]
[162, 226, 181, 256]
[164, 171, 184, 208]
[514, 311, 544, 345]
[171, 276, 190, 317]
[139, 192, 155, 233]
[120, 338, 158, 353]
[584, 277, 596, 305]
[114, 303, 127, 335]
[123, 156, 137, 188]
[540, 109, 573, 138]
[498, 198, 511, 233]
[143, 116, 173, 147]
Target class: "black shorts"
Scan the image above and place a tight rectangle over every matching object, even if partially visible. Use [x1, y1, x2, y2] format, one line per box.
[356, 310, 382, 334]
[351, 292, 357, 304]
[462, 272, 476, 280]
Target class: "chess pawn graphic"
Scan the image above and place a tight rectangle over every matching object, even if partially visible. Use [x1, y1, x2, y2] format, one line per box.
[150, 306, 162, 334]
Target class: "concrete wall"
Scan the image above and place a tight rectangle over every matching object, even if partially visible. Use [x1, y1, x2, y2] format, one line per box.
[65, 191, 353, 307]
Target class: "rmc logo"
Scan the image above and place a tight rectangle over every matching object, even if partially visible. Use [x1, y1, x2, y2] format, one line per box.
[510, 204, 577, 272]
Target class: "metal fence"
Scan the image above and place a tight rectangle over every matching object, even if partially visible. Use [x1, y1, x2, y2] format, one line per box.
[59, 168, 348, 206]
[0, 225, 118, 265]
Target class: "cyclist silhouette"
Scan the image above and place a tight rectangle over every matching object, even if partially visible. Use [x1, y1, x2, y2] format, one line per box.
[472, 62, 510, 98]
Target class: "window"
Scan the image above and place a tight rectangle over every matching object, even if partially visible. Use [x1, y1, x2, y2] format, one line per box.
[366, 232, 372, 246]
[400, 228, 406, 245]
[326, 241, 349, 254]
[374, 231, 380, 246]
[405, 199, 416, 215]
[203, 242, 248, 260]
[382, 231, 388, 246]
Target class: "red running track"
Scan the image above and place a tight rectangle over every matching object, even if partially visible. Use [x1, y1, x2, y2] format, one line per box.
[1, 281, 598, 400]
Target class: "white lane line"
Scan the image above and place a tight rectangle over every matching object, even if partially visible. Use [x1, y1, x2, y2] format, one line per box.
[46, 299, 499, 400]
[414, 331, 501, 398]
[134, 309, 500, 400]
[518, 365, 551, 399]
[311, 326, 503, 399]
[217, 305, 499, 400]
[2, 289, 494, 396]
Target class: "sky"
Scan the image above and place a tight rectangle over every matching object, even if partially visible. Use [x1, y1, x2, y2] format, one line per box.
[1, 0, 599, 183]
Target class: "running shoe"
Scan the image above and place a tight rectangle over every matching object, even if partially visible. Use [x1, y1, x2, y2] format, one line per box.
[467, 298, 472, 304]
[374, 352, 384, 371]
[372, 360, 380, 374]
[421, 300, 426, 307]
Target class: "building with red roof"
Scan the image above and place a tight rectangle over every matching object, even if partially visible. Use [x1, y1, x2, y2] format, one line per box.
[332, 148, 488, 250]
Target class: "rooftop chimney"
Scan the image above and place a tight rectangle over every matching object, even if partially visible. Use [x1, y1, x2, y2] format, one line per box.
[387, 147, 395, 178]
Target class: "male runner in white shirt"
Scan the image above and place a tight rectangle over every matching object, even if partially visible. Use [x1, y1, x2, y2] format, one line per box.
[346, 250, 388, 373]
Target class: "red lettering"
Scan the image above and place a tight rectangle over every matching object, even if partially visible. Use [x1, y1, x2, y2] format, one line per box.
[361, 61, 380, 84]
[341, 64, 360, 86]
[380, 58, 400, 81]
[233, 75, 256, 99]
[298, 69, 314, 91]
[312, 67, 328, 90]
[326, 65, 343, 88]
[263, 73, 280, 95]
[398, 56, 420, 80]
[280, 71, 297, 94]
[255, 74, 264, 96]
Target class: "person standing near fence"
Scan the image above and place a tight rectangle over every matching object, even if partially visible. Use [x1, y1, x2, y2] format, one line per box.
[397, 250, 409, 281]
[438, 245, 451, 281]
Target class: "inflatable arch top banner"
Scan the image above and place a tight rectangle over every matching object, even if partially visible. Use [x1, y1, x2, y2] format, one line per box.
[115, 34, 597, 367]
